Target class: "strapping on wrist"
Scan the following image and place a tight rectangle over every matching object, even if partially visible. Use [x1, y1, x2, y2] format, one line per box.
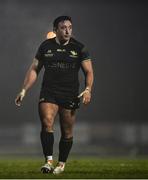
[85, 87, 91, 93]
[20, 88, 26, 96]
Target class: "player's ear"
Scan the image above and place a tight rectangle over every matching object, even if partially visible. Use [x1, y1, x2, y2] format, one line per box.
[53, 27, 56, 33]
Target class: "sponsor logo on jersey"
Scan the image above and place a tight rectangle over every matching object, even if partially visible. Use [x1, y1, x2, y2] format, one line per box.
[49, 62, 76, 69]
[44, 49, 53, 57]
[47, 49, 52, 53]
[57, 49, 66, 52]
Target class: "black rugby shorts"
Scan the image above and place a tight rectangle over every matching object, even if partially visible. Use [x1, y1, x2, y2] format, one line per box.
[39, 90, 80, 109]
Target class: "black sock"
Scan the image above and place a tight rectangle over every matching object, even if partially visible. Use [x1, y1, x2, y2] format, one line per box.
[40, 131, 54, 158]
[58, 137, 73, 162]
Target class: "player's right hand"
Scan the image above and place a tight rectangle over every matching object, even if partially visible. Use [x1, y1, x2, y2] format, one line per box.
[15, 89, 26, 106]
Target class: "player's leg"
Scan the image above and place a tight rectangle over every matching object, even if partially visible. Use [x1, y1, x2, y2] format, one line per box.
[39, 102, 59, 173]
[53, 108, 76, 174]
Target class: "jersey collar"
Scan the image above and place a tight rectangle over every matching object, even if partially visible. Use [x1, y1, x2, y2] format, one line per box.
[55, 37, 71, 46]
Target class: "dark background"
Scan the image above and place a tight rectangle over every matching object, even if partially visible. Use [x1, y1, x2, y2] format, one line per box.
[0, 0, 147, 156]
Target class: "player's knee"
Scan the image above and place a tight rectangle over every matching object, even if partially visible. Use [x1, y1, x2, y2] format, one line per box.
[42, 115, 54, 131]
[43, 114, 53, 123]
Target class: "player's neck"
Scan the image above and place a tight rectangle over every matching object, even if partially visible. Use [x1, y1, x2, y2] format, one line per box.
[55, 37, 70, 46]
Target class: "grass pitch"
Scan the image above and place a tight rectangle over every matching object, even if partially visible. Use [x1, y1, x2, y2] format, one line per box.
[0, 157, 148, 179]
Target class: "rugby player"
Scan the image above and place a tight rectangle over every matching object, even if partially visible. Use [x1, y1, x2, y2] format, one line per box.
[15, 16, 94, 174]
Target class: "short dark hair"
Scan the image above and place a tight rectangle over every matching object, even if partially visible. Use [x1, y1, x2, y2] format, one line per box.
[53, 16, 72, 30]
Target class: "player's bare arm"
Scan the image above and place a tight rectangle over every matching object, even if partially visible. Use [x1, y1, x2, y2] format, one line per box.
[15, 58, 43, 106]
[78, 59, 94, 105]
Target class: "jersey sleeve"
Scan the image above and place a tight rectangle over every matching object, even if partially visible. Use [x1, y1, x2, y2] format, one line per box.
[35, 44, 44, 62]
[80, 46, 91, 62]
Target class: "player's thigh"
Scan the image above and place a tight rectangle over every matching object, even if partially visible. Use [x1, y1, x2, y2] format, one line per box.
[59, 107, 76, 129]
[39, 102, 59, 126]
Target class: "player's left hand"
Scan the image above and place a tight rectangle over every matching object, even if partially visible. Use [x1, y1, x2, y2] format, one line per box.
[78, 88, 91, 105]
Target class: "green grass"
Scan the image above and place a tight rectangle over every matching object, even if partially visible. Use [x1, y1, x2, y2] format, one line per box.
[0, 157, 148, 179]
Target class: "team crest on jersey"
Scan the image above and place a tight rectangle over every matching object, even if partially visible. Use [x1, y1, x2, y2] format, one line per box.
[70, 50, 78, 58]
[44, 49, 53, 57]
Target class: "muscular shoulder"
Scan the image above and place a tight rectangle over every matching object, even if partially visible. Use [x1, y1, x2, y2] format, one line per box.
[70, 38, 91, 61]
[69, 38, 85, 50]
[39, 38, 56, 49]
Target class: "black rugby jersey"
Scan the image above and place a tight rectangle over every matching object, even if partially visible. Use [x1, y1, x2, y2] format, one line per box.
[35, 37, 91, 98]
